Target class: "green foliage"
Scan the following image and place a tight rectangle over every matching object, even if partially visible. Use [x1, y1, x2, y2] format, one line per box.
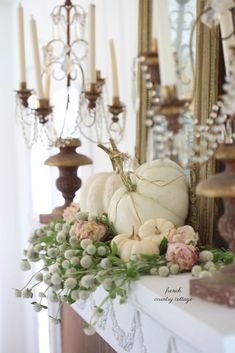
[16, 214, 235, 334]
[159, 237, 168, 255]
[111, 241, 119, 256]
[40, 235, 55, 245]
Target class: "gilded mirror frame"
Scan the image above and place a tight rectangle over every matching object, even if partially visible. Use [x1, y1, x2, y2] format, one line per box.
[136, 0, 220, 244]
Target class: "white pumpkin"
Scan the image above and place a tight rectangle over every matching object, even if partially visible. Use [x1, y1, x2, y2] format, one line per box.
[138, 218, 175, 245]
[112, 231, 160, 262]
[108, 159, 189, 234]
[80, 172, 122, 217]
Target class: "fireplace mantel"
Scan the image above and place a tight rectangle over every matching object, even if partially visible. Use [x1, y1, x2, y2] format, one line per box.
[72, 274, 235, 353]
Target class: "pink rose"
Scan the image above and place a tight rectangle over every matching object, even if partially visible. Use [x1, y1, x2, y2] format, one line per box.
[166, 243, 198, 271]
[74, 221, 107, 242]
[63, 203, 80, 222]
[73, 220, 87, 235]
[168, 225, 199, 245]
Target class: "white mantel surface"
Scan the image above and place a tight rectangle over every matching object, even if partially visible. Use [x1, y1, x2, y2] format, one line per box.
[72, 274, 235, 353]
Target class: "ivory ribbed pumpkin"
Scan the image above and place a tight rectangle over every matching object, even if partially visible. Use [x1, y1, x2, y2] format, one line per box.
[108, 159, 189, 234]
[111, 231, 160, 262]
[80, 172, 122, 217]
[138, 218, 175, 245]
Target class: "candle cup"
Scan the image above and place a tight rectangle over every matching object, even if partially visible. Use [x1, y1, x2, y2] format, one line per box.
[108, 97, 125, 123]
[84, 74, 105, 110]
[158, 85, 189, 133]
[16, 82, 33, 108]
[161, 85, 177, 101]
[35, 99, 52, 124]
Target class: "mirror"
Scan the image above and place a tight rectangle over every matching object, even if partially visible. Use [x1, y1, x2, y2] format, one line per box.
[136, 0, 221, 244]
[136, 0, 196, 164]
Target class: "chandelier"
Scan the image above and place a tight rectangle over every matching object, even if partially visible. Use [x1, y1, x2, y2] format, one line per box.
[16, 0, 126, 150]
[138, 0, 235, 168]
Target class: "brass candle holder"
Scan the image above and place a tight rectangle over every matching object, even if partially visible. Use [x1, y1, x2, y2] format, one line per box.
[139, 50, 160, 88]
[108, 97, 126, 123]
[16, 82, 32, 108]
[139, 38, 160, 89]
[84, 70, 105, 110]
[157, 85, 190, 133]
[190, 143, 235, 307]
[35, 99, 53, 124]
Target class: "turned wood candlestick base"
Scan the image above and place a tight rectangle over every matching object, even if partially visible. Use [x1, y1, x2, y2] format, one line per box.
[190, 144, 235, 307]
[40, 138, 92, 224]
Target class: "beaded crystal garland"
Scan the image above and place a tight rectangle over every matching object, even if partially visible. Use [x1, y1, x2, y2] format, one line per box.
[140, 57, 231, 166]
[138, 13, 235, 167]
[16, 94, 58, 149]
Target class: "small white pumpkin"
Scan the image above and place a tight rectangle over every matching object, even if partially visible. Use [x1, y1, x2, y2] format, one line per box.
[112, 230, 161, 262]
[80, 172, 122, 217]
[138, 218, 175, 245]
[108, 158, 189, 234]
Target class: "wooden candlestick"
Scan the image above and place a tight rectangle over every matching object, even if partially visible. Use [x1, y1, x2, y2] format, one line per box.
[40, 138, 92, 224]
[190, 144, 235, 307]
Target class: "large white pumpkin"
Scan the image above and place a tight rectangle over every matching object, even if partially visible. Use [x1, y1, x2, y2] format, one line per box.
[108, 159, 189, 234]
[80, 172, 122, 217]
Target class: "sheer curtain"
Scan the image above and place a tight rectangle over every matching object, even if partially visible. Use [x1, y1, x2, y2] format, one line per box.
[0, 1, 138, 353]
[0, 1, 39, 353]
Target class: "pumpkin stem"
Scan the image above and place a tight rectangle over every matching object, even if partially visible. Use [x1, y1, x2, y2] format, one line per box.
[129, 227, 141, 241]
[98, 139, 137, 192]
[155, 226, 161, 235]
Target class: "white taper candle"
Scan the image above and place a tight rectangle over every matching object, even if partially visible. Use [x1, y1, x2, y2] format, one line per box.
[154, 0, 176, 87]
[30, 16, 44, 99]
[44, 71, 51, 100]
[88, 4, 96, 84]
[17, 3, 26, 83]
[220, 10, 235, 75]
[109, 39, 119, 98]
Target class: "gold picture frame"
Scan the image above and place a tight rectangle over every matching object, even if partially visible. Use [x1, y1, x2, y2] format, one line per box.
[136, 0, 221, 244]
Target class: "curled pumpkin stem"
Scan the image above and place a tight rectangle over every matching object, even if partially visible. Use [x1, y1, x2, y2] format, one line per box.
[98, 138, 137, 192]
